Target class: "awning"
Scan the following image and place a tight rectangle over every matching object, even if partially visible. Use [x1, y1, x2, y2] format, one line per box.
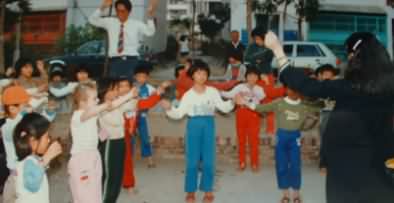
[320, 4, 386, 15]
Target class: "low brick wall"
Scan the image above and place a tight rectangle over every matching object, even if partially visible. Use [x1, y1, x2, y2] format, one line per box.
[50, 112, 321, 165]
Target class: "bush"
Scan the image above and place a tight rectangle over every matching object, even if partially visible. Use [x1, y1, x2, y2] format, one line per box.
[56, 24, 105, 54]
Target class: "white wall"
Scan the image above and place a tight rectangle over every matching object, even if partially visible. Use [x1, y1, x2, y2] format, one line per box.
[30, 0, 67, 11]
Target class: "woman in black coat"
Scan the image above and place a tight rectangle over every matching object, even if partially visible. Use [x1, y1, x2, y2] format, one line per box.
[264, 31, 394, 203]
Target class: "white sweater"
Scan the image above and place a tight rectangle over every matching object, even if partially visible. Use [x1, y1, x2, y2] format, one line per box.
[166, 86, 234, 119]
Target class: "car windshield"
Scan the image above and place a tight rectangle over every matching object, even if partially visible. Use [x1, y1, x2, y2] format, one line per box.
[76, 41, 103, 55]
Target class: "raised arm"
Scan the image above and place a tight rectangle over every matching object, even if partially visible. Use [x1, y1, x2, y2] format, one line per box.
[88, 0, 113, 29]
[81, 89, 137, 122]
[212, 88, 234, 113]
[221, 84, 241, 99]
[264, 31, 352, 99]
[137, 19, 156, 37]
[49, 82, 78, 98]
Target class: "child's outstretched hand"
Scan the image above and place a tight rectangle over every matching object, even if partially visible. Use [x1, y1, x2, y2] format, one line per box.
[43, 141, 62, 166]
[234, 93, 245, 105]
[131, 87, 139, 98]
[160, 99, 172, 111]
[157, 81, 172, 94]
[36, 60, 46, 74]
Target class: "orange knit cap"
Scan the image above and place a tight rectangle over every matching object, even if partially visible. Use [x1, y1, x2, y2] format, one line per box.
[2, 86, 30, 105]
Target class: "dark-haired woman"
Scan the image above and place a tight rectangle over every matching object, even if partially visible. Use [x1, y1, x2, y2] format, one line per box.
[264, 31, 394, 203]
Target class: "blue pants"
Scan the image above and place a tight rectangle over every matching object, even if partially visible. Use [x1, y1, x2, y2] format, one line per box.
[275, 128, 302, 190]
[137, 114, 152, 157]
[185, 116, 216, 193]
[109, 57, 138, 79]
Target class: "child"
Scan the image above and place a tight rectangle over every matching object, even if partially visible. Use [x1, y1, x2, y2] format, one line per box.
[236, 87, 321, 203]
[68, 81, 137, 203]
[116, 77, 170, 192]
[13, 113, 62, 203]
[15, 58, 48, 90]
[48, 67, 73, 113]
[221, 68, 265, 171]
[134, 62, 157, 167]
[223, 53, 246, 81]
[1, 86, 31, 203]
[161, 59, 235, 203]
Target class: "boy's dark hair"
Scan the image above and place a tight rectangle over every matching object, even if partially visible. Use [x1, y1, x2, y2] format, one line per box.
[251, 26, 268, 38]
[134, 61, 153, 75]
[74, 65, 90, 80]
[245, 67, 260, 78]
[115, 0, 132, 12]
[15, 57, 34, 77]
[118, 76, 132, 86]
[315, 64, 339, 76]
[97, 78, 118, 104]
[13, 113, 50, 160]
[187, 59, 210, 79]
[229, 53, 242, 62]
[174, 64, 185, 78]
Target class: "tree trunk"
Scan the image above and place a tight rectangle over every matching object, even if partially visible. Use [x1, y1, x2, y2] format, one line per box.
[0, 0, 6, 73]
[297, 17, 303, 40]
[246, 0, 253, 44]
[13, 15, 22, 66]
[190, 0, 196, 57]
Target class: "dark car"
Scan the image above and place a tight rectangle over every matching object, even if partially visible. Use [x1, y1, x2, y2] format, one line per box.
[46, 40, 156, 80]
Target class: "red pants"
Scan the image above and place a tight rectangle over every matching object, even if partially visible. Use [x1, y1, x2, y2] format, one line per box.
[265, 112, 276, 135]
[235, 108, 261, 167]
[123, 116, 137, 188]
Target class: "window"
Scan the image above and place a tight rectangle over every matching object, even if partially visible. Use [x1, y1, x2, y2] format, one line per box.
[284, 45, 293, 56]
[77, 41, 102, 55]
[296, 45, 321, 57]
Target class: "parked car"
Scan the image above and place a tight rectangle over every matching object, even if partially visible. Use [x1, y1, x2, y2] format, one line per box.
[272, 41, 341, 72]
[46, 40, 157, 79]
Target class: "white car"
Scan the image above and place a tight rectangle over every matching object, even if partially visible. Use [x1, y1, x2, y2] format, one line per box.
[272, 41, 341, 71]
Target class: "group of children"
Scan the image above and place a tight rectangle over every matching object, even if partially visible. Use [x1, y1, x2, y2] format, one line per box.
[0, 28, 340, 203]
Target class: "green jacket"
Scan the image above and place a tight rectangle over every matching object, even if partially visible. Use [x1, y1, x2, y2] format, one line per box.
[243, 43, 274, 74]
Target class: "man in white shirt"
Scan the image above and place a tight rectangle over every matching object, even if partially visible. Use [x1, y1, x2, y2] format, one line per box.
[89, 0, 156, 79]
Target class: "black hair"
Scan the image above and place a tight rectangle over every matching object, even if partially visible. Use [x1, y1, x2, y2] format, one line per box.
[50, 71, 64, 81]
[228, 53, 242, 62]
[315, 64, 339, 76]
[343, 32, 394, 95]
[174, 64, 185, 78]
[231, 30, 239, 33]
[251, 26, 267, 38]
[187, 59, 210, 79]
[15, 57, 34, 78]
[180, 35, 188, 41]
[134, 61, 153, 75]
[97, 78, 118, 104]
[245, 67, 260, 78]
[13, 113, 50, 160]
[115, 0, 132, 12]
[74, 65, 90, 80]
[118, 76, 132, 86]
[345, 32, 375, 54]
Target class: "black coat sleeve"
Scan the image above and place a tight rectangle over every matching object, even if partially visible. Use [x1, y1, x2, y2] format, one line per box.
[279, 64, 352, 99]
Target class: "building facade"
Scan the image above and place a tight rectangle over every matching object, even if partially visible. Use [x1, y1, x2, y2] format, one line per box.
[230, 0, 394, 59]
[9, 0, 168, 55]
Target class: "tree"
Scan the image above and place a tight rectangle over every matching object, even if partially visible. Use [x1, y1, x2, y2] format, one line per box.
[294, 0, 319, 40]
[197, 2, 230, 43]
[56, 24, 105, 54]
[0, 0, 30, 73]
